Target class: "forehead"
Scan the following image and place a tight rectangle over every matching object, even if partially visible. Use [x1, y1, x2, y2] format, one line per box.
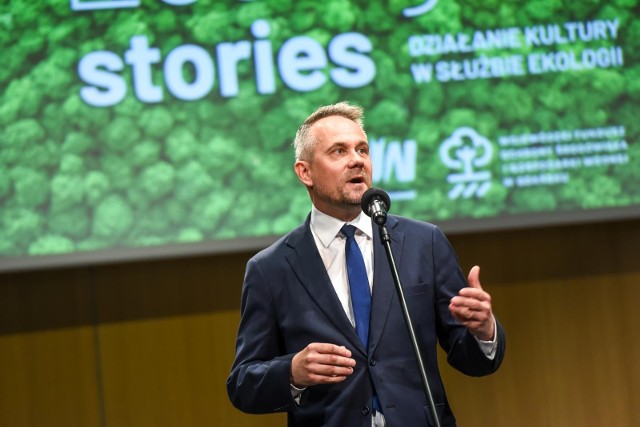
[310, 115, 367, 148]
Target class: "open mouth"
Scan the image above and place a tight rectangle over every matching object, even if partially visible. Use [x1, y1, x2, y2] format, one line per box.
[347, 176, 365, 185]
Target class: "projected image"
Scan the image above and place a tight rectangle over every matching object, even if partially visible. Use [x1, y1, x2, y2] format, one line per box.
[1, 0, 638, 269]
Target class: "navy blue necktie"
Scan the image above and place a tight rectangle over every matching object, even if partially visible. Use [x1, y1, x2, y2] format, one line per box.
[341, 224, 371, 348]
[341, 224, 382, 414]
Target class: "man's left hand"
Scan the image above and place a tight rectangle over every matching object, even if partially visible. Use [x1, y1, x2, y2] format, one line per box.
[449, 265, 495, 341]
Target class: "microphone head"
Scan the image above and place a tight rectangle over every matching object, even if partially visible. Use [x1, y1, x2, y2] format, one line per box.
[361, 187, 391, 216]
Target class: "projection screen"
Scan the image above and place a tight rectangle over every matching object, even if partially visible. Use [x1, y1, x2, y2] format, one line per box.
[1, 0, 639, 271]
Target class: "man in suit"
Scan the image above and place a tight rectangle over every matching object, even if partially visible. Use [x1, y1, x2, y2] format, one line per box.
[227, 102, 506, 426]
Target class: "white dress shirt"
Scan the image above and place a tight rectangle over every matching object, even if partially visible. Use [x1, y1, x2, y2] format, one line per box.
[309, 206, 374, 326]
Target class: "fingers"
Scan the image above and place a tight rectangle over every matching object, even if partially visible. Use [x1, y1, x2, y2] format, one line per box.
[467, 265, 482, 289]
[291, 343, 356, 387]
[448, 297, 494, 340]
[312, 342, 352, 358]
[449, 296, 491, 320]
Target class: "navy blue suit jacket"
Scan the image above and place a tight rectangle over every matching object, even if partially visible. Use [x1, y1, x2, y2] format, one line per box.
[227, 214, 505, 427]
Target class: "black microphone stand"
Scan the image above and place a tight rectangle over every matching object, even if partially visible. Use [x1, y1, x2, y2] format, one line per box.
[377, 223, 442, 427]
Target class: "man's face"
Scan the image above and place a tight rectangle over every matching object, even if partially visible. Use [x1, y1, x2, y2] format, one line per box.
[295, 115, 373, 221]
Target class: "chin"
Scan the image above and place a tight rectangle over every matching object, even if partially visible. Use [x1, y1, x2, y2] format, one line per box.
[354, 186, 369, 199]
[344, 191, 365, 205]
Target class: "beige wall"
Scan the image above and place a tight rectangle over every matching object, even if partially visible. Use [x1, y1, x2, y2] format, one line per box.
[1, 217, 638, 427]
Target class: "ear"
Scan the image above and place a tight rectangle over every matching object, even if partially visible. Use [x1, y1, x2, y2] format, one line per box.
[294, 160, 313, 187]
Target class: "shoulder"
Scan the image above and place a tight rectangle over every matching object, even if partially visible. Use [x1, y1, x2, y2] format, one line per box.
[388, 214, 440, 233]
[386, 214, 453, 249]
[251, 220, 310, 264]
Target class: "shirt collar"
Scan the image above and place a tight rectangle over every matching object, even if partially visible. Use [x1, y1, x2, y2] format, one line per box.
[310, 206, 373, 248]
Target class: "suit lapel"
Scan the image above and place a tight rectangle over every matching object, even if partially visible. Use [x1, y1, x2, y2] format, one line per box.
[369, 216, 403, 353]
[285, 217, 366, 354]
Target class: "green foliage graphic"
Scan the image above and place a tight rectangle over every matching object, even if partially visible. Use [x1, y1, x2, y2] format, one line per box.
[0, 0, 638, 258]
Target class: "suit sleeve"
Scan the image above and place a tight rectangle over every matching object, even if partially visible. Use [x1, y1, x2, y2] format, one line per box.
[226, 257, 296, 414]
[431, 225, 506, 377]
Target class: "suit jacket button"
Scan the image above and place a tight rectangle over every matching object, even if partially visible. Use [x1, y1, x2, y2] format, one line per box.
[369, 358, 376, 366]
[361, 406, 370, 416]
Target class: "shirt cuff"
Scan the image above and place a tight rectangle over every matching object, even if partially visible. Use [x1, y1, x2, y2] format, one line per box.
[290, 383, 306, 404]
[474, 317, 498, 360]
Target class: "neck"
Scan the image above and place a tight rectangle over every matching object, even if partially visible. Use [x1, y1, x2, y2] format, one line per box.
[315, 204, 361, 223]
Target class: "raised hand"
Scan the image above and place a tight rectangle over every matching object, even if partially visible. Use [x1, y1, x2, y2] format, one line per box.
[449, 266, 495, 341]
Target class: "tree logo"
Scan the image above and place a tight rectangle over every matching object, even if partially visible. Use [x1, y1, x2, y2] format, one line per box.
[439, 127, 493, 199]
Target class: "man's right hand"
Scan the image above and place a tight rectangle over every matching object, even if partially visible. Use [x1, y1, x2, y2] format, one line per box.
[291, 343, 356, 387]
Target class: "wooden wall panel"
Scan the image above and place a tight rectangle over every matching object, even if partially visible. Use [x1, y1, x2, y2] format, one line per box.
[0, 269, 101, 427]
[439, 273, 640, 427]
[97, 312, 283, 427]
[441, 218, 640, 427]
[92, 253, 285, 426]
[0, 327, 102, 427]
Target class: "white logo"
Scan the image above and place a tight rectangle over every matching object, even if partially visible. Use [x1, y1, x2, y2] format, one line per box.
[439, 127, 493, 199]
[370, 137, 417, 201]
[403, 0, 439, 18]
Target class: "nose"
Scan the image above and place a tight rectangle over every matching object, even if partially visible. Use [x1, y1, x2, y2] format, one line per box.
[348, 149, 365, 167]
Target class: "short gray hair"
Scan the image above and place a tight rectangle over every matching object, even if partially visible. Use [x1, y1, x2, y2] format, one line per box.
[293, 101, 364, 162]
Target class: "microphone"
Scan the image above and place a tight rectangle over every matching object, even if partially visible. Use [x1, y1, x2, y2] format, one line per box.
[361, 187, 391, 226]
[362, 186, 441, 427]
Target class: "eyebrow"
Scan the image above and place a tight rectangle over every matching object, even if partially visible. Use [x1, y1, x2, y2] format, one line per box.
[327, 140, 368, 149]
